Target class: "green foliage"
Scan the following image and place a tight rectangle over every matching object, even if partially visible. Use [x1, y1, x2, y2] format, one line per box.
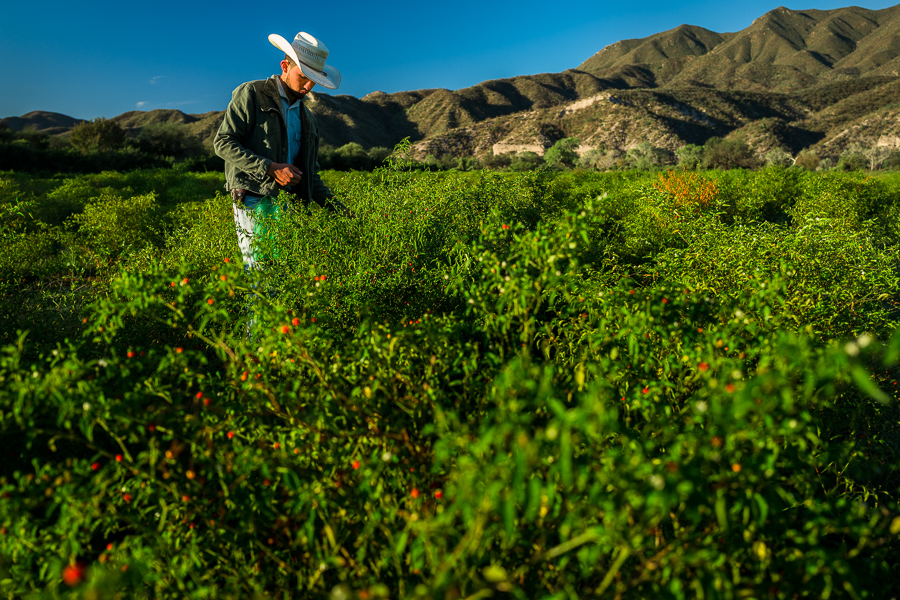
[885, 150, 900, 171]
[626, 141, 670, 170]
[576, 148, 608, 170]
[320, 143, 396, 172]
[509, 151, 544, 172]
[1, 160, 900, 599]
[543, 138, 581, 170]
[482, 152, 514, 171]
[333, 142, 370, 170]
[0, 123, 225, 175]
[764, 147, 792, 167]
[66, 192, 164, 262]
[10, 126, 52, 150]
[675, 144, 704, 170]
[367, 146, 392, 166]
[837, 146, 867, 172]
[794, 149, 821, 171]
[847, 142, 894, 171]
[702, 137, 760, 170]
[0, 141, 168, 174]
[421, 154, 482, 172]
[68, 118, 127, 154]
[131, 123, 206, 159]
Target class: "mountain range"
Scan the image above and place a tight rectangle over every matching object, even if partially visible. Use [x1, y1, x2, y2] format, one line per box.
[4, 4, 900, 161]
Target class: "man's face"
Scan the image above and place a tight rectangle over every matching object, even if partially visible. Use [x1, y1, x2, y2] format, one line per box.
[280, 60, 316, 99]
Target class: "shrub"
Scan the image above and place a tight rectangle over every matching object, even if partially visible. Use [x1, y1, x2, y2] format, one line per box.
[509, 151, 544, 172]
[793, 149, 820, 170]
[482, 152, 514, 170]
[331, 142, 371, 171]
[2, 215, 897, 599]
[675, 144, 704, 170]
[131, 123, 206, 160]
[576, 148, 608, 170]
[702, 137, 760, 170]
[66, 192, 164, 262]
[14, 126, 51, 150]
[653, 169, 718, 211]
[543, 138, 580, 170]
[69, 118, 127, 154]
[367, 146, 392, 168]
[764, 147, 793, 167]
[837, 146, 867, 171]
[2, 164, 899, 599]
[626, 141, 670, 170]
[884, 150, 900, 171]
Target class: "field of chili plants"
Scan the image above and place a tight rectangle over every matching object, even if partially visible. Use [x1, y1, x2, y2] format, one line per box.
[1, 151, 899, 599]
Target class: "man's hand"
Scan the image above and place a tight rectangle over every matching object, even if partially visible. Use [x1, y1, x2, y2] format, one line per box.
[266, 163, 303, 187]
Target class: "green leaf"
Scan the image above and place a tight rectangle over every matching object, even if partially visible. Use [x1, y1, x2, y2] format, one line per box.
[886, 329, 900, 366]
[715, 495, 728, 531]
[753, 493, 769, 526]
[851, 366, 890, 404]
[483, 564, 507, 583]
[503, 493, 516, 538]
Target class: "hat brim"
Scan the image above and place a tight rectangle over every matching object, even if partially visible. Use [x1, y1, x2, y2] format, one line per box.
[268, 33, 341, 90]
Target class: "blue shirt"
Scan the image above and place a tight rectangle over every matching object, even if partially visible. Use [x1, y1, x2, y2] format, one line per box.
[276, 78, 303, 176]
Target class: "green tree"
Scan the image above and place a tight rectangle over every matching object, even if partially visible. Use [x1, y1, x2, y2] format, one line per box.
[482, 152, 514, 170]
[764, 147, 793, 167]
[450, 157, 481, 171]
[836, 145, 866, 171]
[543, 137, 580, 170]
[626, 141, 669, 170]
[884, 150, 900, 171]
[675, 144, 704, 169]
[854, 142, 893, 170]
[576, 148, 609, 170]
[367, 146, 392, 168]
[509, 151, 544, 172]
[702, 137, 759, 170]
[422, 154, 458, 171]
[16, 125, 51, 149]
[133, 123, 204, 159]
[68, 118, 126, 153]
[333, 142, 370, 171]
[794, 150, 821, 171]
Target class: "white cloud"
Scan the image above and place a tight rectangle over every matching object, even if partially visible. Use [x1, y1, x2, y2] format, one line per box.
[150, 76, 166, 85]
[134, 100, 198, 111]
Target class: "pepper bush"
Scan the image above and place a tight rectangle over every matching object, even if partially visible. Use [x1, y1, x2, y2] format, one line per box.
[1, 163, 899, 599]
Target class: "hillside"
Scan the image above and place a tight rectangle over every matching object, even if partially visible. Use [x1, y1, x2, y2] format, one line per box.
[3, 4, 899, 163]
[1, 111, 86, 136]
[578, 5, 900, 91]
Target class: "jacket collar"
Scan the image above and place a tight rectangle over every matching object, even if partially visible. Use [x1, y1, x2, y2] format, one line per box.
[262, 76, 281, 102]
[264, 75, 305, 105]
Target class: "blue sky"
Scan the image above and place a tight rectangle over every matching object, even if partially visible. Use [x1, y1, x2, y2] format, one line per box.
[2, 0, 897, 120]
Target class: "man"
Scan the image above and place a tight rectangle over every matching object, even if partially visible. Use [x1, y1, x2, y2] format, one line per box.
[214, 31, 349, 272]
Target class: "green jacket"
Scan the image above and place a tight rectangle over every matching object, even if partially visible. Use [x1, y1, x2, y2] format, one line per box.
[214, 76, 333, 206]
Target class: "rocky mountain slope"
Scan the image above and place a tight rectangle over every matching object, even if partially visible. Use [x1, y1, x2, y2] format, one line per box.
[4, 4, 899, 162]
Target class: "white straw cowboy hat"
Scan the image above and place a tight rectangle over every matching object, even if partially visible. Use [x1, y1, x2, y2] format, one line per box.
[268, 32, 341, 90]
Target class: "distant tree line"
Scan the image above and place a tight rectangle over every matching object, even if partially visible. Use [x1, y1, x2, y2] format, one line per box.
[317, 143, 392, 171]
[3, 118, 899, 175]
[1, 119, 398, 175]
[0, 119, 221, 174]
[471, 136, 900, 173]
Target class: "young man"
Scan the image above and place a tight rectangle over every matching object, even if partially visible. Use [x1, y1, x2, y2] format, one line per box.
[214, 31, 349, 272]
